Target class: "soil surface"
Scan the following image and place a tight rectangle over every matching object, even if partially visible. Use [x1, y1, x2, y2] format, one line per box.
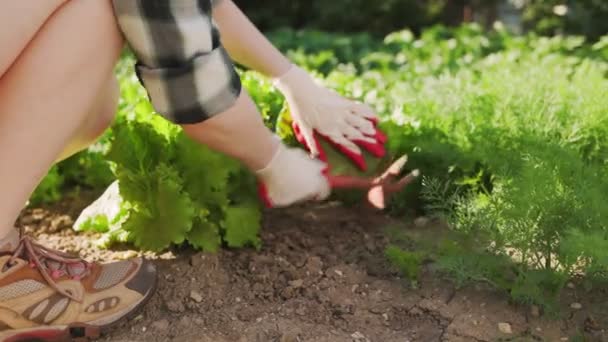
[16, 194, 608, 342]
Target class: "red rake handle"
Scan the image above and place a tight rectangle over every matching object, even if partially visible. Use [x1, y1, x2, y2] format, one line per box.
[326, 155, 420, 209]
[327, 155, 419, 191]
[327, 169, 419, 192]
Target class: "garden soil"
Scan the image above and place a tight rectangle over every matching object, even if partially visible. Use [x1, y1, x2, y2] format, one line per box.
[16, 194, 608, 342]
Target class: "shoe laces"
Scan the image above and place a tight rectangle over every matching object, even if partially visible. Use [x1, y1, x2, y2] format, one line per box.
[6, 232, 91, 302]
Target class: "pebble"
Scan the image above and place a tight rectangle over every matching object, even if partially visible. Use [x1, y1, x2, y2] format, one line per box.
[120, 251, 138, 260]
[567, 282, 575, 289]
[498, 322, 513, 334]
[289, 279, 304, 288]
[151, 319, 170, 331]
[190, 290, 203, 303]
[414, 216, 430, 227]
[351, 331, 366, 340]
[369, 306, 383, 314]
[570, 302, 583, 310]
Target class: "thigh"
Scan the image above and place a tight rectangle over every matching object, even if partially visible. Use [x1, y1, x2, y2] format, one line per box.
[0, 0, 67, 77]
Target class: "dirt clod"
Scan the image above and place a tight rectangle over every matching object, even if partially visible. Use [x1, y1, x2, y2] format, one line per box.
[165, 299, 185, 313]
[151, 319, 169, 331]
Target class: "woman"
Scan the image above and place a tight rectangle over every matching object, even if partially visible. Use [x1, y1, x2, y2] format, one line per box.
[0, 0, 385, 340]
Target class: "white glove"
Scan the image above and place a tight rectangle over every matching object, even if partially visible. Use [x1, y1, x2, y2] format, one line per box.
[273, 64, 387, 171]
[255, 141, 330, 208]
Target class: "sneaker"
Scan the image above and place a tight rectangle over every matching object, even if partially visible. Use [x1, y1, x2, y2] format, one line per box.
[0, 230, 157, 341]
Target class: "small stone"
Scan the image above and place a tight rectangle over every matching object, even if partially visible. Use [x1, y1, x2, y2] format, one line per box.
[334, 269, 343, 277]
[531, 305, 540, 317]
[561, 338, 568, 341]
[570, 302, 582, 310]
[289, 279, 304, 288]
[369, 306, 383, 314]
[567, 282, 575, 289]
[119, 250, 138, 260]
[498, 322, 513, 334]
[142, 326, 147, 332]
[414, 216, 430, 227]
[190, 290, 203, 303]
[351, 331, 366, 340]
[151, 319, 170, 331]
[382, 313, 389, 321]
[235, 297, 241, 303]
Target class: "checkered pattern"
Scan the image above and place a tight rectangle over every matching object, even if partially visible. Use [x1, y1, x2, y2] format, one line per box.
[112, 0, 242, 124]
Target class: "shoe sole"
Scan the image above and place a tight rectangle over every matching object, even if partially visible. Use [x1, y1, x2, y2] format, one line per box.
[1, 268, 158, 342]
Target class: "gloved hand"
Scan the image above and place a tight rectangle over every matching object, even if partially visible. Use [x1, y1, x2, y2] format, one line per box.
[273, 64, 387, 171]
[255, 140, 331, 208]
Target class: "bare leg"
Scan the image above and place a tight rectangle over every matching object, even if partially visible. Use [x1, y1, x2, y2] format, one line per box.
[0, 0, 123, 237]
[0, 1, 69, 77]
[56, 75, 119, 162]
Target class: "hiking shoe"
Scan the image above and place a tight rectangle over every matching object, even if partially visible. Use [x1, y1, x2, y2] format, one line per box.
[0, 231, 157, 342]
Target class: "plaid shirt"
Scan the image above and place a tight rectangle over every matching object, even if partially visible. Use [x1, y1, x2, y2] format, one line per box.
[112, 0, 241, 124]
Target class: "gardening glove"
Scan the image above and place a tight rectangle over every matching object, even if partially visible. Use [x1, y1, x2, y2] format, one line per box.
[255, 139, 331, 208]
[273, 64, 388, 171]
